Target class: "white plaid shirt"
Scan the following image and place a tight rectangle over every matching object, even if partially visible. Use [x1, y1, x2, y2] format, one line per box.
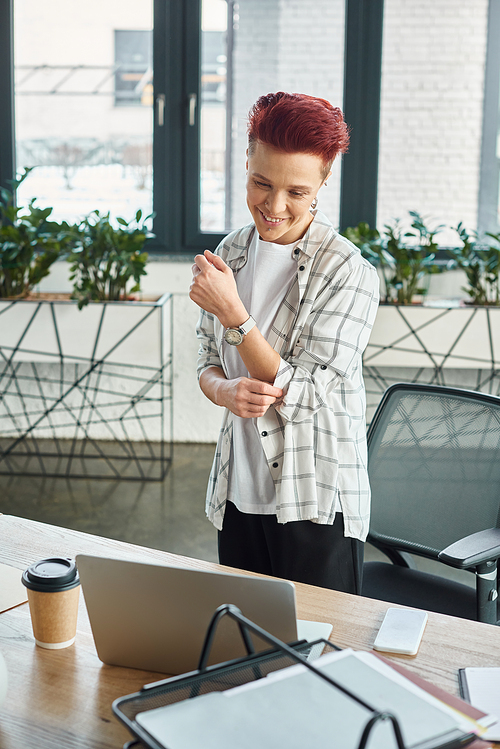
[196, 210, 380, 540]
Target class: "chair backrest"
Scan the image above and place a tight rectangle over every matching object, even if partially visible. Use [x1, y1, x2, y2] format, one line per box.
[367, 383, 500, 559]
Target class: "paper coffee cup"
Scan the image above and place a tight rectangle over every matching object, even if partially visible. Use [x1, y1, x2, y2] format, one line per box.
[22, 558, 80, 649]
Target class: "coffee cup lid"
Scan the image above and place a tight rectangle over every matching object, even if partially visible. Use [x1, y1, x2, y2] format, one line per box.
[22, 558, 80, 592]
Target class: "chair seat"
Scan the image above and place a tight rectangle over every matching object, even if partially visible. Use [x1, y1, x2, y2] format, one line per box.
[362, 562, 479, 621]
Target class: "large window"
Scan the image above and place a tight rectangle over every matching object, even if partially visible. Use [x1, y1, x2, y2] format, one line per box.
[13, 0, 154, 225]
[10, 0, 346, 252]
[189, 0, 346, 245]
[6, 0, 497, 254]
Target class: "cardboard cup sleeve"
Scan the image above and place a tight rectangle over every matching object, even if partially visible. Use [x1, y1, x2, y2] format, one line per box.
[27, 585, 80, 649]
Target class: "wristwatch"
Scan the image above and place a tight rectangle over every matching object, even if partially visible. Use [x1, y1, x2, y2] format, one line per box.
[224, 316, 256, 346]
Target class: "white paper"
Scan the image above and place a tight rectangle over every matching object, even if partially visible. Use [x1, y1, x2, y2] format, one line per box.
[137, 649, 478, 749]
[463, 667, 500, 741]
[0, 562, 27, 614]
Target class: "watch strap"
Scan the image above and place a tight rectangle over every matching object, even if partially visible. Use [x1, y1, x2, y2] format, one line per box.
[238, 316, 256, 336]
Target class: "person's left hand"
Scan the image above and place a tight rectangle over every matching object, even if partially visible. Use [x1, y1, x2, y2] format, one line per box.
[189, 250, 247, 326]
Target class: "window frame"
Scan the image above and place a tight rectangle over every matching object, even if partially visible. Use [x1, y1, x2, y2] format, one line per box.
[0, 0, 15, 197]
[182, 0, 226, 250]
[339, 0, 384, 231]
[149, 0, 226, 254]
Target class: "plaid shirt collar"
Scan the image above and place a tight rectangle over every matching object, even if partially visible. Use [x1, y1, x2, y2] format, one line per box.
[225, 210, 335, 272]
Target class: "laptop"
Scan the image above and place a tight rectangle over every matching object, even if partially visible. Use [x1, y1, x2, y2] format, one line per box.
[76, 554, 332, 675]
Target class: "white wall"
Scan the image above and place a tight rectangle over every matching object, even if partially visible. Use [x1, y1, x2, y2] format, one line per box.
[377, 0, 489, 244]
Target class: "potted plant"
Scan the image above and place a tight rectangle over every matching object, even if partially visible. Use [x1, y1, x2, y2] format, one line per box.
[68, 209, 151, 309]
[343, 214, 500, 421]
[0, 169, 73, 299]
[0, 194, 171, 481]
[447, 224, 500, 306]
[343, 210, 443, 304]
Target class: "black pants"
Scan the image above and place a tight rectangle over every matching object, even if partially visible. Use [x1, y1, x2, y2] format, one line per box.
[218, 500, 364, 594]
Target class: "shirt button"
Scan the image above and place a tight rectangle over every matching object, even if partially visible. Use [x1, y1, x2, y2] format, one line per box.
[320, 365, 327, 370]
[261, 431, 268, 437]
[294, 248, 300, 255]
[299, 265, 305, 271]
[272, 462, 279, 468]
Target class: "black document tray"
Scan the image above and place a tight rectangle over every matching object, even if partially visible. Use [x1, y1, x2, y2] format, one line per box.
[114, 637, 334, 749]
[112, 604, 476, 749]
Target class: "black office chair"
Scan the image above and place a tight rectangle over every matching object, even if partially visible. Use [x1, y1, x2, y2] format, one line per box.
[362, 383, 500, 624]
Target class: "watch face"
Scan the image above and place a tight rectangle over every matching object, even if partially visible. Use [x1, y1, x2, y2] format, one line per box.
[224, 328, 243, 346]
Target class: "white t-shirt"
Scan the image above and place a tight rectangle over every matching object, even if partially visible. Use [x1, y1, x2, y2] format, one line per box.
[224, 231, 298, 514]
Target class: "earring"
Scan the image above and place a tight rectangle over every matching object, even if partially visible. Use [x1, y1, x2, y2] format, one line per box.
[311, 197, 318, 210]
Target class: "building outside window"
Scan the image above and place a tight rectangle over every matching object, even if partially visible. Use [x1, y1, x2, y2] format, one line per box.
[114, 29, 152, 108]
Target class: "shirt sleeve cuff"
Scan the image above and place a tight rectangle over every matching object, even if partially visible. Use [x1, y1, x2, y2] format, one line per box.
[197, 361, 222, 380]
[273, 357, 294, 390]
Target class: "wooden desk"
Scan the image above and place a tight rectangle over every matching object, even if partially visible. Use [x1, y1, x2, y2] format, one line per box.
[0, 514, 499, 749]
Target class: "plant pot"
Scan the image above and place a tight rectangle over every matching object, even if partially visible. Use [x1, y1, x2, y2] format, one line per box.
[364, 303, 500, 421]
[0, 294, 172, 480]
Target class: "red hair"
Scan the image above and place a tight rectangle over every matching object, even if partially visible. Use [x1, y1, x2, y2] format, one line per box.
[247, 92, 349, 175]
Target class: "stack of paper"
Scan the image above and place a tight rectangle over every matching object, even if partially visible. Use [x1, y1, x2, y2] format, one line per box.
[136, 649, 482, 749]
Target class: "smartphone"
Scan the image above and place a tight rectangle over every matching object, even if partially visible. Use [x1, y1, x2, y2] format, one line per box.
[373, 607, 428, 655]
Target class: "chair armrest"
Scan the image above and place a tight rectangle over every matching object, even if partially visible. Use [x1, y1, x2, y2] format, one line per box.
[438, 528, 500, 569]
[367, 538, 416, 568]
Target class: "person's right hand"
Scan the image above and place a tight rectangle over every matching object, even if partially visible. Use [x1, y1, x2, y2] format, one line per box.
[216, 377, 283, 418]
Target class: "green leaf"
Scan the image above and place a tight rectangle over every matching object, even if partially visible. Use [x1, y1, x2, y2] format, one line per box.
[66, 209, 150, 303]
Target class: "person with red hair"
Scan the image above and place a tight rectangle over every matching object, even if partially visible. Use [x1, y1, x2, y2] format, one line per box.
[190, 92, 379, 593]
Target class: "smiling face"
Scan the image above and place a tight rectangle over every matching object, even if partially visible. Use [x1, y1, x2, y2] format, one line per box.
[246, 141, 330, 245]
